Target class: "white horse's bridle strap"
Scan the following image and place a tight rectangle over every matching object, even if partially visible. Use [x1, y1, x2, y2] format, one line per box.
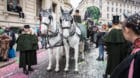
[61, 27, 71, 29]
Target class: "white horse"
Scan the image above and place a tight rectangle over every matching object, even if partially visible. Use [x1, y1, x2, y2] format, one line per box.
[40, 9, 62, 72]
[60, 7, 85, 72]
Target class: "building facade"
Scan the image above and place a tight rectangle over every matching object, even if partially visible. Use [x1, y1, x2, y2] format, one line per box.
[0, 0, 70, 28]
[77, 0, 140, 24]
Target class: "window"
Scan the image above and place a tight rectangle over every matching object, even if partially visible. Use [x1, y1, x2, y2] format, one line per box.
[7, 0, 20, 12]
[107, 14, 109, 19]
[112, 2, 114, 6]
[124, 9, 125, 13]
[120, 9, 122, 13]
[116, 8, 118, 12]
[112, 7, 114, 12]
[107, 7, 109, 11]
[127, 10, 129, 13]
[107, 1, 109, 5]
[116, 3, 118, 6]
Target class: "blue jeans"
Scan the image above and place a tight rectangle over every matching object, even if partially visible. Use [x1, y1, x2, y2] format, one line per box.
[41, 36, 46, 48]
[98, 44, 104, 59]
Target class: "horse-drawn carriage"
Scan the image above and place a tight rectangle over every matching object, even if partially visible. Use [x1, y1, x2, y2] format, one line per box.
[84, 6, 101, 44]
[39, 7, 88, 72]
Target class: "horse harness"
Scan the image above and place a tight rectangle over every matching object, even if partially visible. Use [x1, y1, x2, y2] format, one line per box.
[42, 21, 63, 49]
[60, 22, 81, 46]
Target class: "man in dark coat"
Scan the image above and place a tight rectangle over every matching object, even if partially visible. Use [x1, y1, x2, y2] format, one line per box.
[73, 9, 82, 23]
[110, 13, 140, 78]
[103, 16, 129, 78]
[16, 25, 38, 75]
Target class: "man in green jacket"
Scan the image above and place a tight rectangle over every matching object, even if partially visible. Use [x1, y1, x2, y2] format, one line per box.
[16, 25, 38, 75]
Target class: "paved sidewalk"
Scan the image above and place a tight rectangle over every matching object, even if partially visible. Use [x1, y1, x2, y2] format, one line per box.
[0, 49, 47, 78]
[0, 46, 108, 78]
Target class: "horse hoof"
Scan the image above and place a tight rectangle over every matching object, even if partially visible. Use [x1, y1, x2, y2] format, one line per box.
[55, 68, 60, 72]
[74, 71, 79, 74]
[47, 69, 52, 72]
[74, 69, 78, 72]
[64, 68, 69, 72]
[47, 67, 52, 71]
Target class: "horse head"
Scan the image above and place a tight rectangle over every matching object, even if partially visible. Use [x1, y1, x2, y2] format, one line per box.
[60, 7, 74, 38]
[41, 9, 53, 25]
[40, 9, 56, 35]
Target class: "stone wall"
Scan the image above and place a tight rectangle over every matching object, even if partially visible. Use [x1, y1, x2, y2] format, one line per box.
[0, 0, 71, 27]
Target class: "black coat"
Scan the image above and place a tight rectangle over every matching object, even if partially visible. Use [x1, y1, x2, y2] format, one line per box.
[16, 34, 38, 51]
[73, 15, 82, 23]
[19, 50, 37, 67]
[16, 34, 38, 67]
[104, 29, 129, 75]
[96, 32, 106, 45]
[110, 51, 140, 78]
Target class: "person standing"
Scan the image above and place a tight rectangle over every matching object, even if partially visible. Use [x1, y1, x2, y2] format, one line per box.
[0, 33, 11, 61]
[0, 27, 4, 35]
[103, 16, 129, 78]
[73, 9, 82, 23]
[110, 13, 140, 78]
[16, 25, 38, 75]
[96, 25, 106, 61]
[4, 27, 16, 58]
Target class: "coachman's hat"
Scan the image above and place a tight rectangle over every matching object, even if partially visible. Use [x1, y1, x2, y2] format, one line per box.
[24, 25, 30, 29]
[112, 15, 120, 24]
[76, 9, 79, 13]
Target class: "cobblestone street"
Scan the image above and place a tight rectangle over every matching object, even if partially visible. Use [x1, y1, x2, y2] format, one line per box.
[30, 46, 107, 78]
[0, 0, 140, 78]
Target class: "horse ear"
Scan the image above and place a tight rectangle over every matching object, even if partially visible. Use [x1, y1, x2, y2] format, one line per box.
[60, 7, 64, 14]
[69, 9, 73, 14]
[123, 13, 128, 19]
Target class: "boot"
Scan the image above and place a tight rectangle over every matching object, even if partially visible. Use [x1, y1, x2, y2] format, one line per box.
[23, 67, 29, 75]
[0, 56, 3, 61]
[96, 57, 102, 61]
[28, 66, 34, 71]
[103, 74, 107, 78]
[101, 57, 104, 61]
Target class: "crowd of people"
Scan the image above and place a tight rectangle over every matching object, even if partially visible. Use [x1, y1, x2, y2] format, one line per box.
[0, 8, 140, 78]
[0, 26, 16, 62]
[0, 25, 38, 75]
[73, 9, 140, 78]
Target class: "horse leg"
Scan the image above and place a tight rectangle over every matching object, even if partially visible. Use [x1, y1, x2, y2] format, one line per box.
[64, 45, 70, 72]
[47, 49, 52, 71]
[55, 47, 60, 72]
[74, 44, 79, 72]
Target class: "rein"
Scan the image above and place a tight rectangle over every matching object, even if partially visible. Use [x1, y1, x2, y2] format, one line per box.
[60, 23, 76, 39]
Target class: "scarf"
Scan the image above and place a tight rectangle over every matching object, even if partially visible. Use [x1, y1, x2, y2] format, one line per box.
[129, 38, 140, 78]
